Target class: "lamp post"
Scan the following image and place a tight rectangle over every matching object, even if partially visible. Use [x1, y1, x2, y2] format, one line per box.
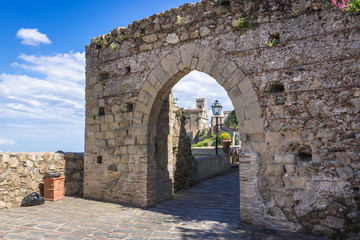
[211, 100, 222, 155]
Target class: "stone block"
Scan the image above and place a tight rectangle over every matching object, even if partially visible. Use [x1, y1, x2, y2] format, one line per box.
[244, 101, 262, 119]
[100, 123, 109, 132]
[239, 118, 264, 134]
[135, 100, 151, 115]
[107, 139, 115, 147]
[284, 131, 300, 141]
[266, 176, 284, 187]
[285, 164, 296, 175]
[266, 164, 285, 177]
[336, 165, 354, 180]
[312, 225, 334, 236]
[190, 57, 199, 69]
[124, 136, 135, 145]
[320, 216, 345, 229]
[273, 193, 293, 208]
[254, 142, 268, 153]
[120, 146, 128, 155]
[105, 131, 115, 139]
[223, 68, 246, 92]
[266, 132, 282, 142]
[197, 47, 219, 73]
[139, 44, 153, 52]
[114, 128, 126, 138]
[269, 142, 290, 154]
[209, 55, 230, 79]
[171, 47, 182, 66]
[199, 26, 211, 37]
[237, 77, 253, 94]
[179, 43, 196, 67]
[240, 89, 258, 107]
[137, 91, 150, 105]
[152, 64, 171, 85]
[142, 34, 158, 43]
[161, 54, 179, 76]
[274, 153, 297, 164]
[283, 176, 306, 189]
[165, 33, 179, 44]
[228, 85, 241, 99]
[221, 61, 237, 78]
[105, 115, 114, 124]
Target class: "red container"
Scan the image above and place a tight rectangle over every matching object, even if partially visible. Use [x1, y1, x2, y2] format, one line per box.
[44, 176, 65, 201]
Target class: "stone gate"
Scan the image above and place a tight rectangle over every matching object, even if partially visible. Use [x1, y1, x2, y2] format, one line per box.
[85, 0, 360, 237]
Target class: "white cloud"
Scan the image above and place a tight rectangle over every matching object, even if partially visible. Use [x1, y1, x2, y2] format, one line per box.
[16, 28, 51, 47]
[173, 70, 234, 115]
[0, 51, 85, 124]
[0, 139, 15, 145]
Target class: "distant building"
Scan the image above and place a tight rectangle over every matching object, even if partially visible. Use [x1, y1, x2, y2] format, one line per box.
[223, 110, 231, 121]
[183, 98, 209, 143]
[210, 115, 224, 133]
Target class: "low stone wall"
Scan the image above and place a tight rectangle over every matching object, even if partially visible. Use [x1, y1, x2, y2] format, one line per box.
[0, 152, 84, 210]
[196, 153, 230, 181]
[191, 147, 225, 159]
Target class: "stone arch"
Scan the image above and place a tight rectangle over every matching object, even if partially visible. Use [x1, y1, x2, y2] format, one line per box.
[133, 43, 264, 206]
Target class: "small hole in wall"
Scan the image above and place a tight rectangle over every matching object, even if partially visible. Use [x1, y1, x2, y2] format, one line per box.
[269, 83, 285, 93]
[220, 0, 231, 7]
[125, 66, 131, 75]
[269, 32, 280, 44]
[98, 107, 105, 116]
[99, 72, 109, 81]
[298, 146, 312, 162]
[125, 103, 133, 112]
[97, 156, 103, 164]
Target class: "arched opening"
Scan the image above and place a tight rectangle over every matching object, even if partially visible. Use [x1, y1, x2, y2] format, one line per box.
[136, 44, 264, 206]
[154, 70, 239, 202]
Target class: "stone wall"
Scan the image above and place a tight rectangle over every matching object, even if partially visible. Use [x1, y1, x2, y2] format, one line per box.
[192, 147, 226, 159]
[85, 0, 360, 238]
[197, 153, 230, 181]
[155, 93, 199, 199]
[0, 152, 84, 210]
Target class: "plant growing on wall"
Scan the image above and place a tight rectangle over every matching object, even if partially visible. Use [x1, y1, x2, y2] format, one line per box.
[332, 0, 360, 12]
[265, 38, 277, 47]
[231, 17, 251, 33]
[119, 34, 128, 41]
[110, 42, 118, 50]
[176, 15, 184, 24]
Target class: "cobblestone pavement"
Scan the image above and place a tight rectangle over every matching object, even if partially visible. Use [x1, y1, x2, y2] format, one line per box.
[0, 171, 328, 240]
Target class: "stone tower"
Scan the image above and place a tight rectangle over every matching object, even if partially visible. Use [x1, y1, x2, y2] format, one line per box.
[184, 98, 209, 142]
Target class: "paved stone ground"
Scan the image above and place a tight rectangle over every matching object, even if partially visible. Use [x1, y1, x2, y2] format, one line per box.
[0, 171, 328, 240]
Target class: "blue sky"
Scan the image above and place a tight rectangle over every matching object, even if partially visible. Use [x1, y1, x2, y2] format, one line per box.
[0, 0, 232, 153]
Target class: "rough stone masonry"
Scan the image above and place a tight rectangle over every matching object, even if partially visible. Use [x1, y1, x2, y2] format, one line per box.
[84, 0, 360, 238]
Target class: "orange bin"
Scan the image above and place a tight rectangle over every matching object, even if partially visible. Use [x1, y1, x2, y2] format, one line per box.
[44, 176, 65, 201]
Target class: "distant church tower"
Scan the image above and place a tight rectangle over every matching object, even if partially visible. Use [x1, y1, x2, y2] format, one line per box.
[184, 98, 209, 143]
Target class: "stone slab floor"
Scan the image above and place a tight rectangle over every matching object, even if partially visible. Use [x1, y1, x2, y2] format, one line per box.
[0, 171, 327, 240]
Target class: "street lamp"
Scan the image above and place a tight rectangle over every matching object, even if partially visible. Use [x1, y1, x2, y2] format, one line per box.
[211, 100, 222, 155]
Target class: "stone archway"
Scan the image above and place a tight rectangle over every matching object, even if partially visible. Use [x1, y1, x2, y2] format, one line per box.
[135, 43, 264, 206]
[84, 0, 360, 238]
